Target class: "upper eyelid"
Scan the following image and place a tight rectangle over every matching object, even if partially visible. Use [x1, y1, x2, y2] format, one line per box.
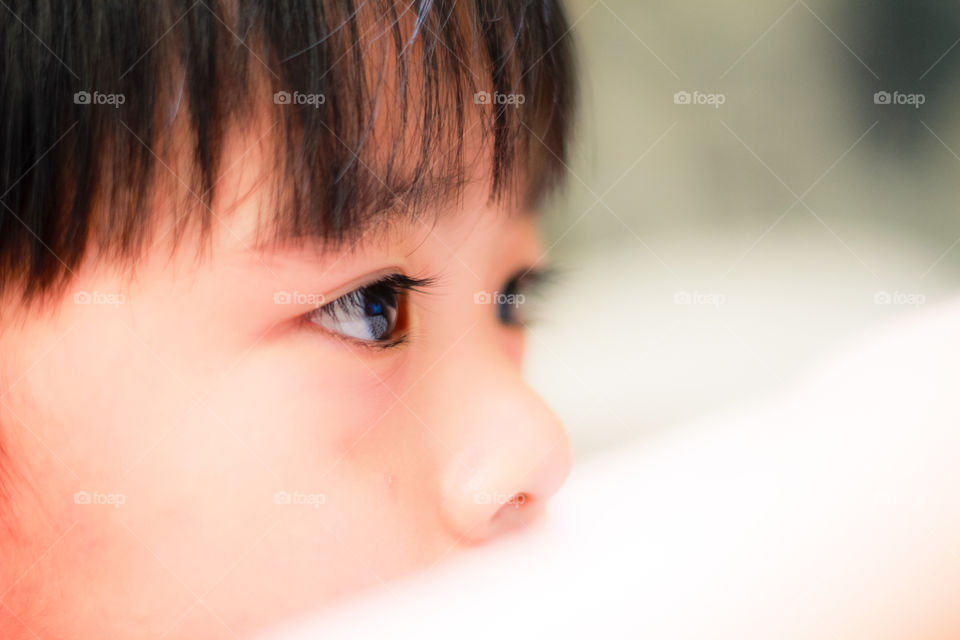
[371, 273, 439, 294]
[510, 265, 558, 292]
[303, 269, 441, 311]
[319, 272, 440, 309]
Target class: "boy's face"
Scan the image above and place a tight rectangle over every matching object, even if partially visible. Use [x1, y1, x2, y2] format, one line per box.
[0, 129, 572, 637]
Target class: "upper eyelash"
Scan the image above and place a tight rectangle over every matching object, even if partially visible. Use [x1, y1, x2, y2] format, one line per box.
[372, 273, 438, 293]
[322, 273, 438, 314]
[510, 265, 559, 295]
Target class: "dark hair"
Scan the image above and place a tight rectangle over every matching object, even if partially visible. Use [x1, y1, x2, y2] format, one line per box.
[0, 0, 576, 305]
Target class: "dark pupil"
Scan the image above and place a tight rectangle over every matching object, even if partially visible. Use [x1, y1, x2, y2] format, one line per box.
[498, 276, 519, 324]
[361, 285, 396, 340]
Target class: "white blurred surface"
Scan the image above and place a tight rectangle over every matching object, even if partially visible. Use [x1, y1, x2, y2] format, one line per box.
[263, 299, 960, 639]
[526, 227, 956, 456]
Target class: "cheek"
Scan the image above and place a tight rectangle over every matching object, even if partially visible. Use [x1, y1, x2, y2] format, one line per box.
[9, 301, 456, 629]
[501, 329, 526, 366]
[100, 344, 440, 619]
[198, 340, 444, 535]
[195, 347, 445, 587]
[17, 312, 198, 486]
[206, 341, 407, 461]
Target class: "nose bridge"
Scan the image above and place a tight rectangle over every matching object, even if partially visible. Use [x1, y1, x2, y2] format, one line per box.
[421, 335, 572, 543]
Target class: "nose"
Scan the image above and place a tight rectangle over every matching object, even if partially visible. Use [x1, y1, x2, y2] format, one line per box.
[436, 359, 573, 543]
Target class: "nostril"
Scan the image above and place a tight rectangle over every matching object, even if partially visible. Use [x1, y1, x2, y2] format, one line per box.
[503, 491, 527, 507]
[509, 492, 531, 509]
[491, 491, 535, 525]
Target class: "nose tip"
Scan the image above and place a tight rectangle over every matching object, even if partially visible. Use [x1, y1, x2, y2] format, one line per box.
[442, 434, 572, 543]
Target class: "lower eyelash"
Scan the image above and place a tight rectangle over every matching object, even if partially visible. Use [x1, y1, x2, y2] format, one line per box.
[357, 334, 407, 351]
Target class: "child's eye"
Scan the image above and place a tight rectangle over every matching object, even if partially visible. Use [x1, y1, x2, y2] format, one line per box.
[310, 281, 399, 342]
[497, 267, 556, 327]
[307, 274, 434, 345]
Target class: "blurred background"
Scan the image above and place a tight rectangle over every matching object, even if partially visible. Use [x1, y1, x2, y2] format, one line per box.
[527, 0, 960, 456]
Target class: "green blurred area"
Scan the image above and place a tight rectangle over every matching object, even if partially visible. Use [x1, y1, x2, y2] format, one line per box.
[530, 0, 960, 455]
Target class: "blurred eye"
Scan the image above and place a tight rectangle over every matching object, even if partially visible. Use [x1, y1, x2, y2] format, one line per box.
[307, 274, 434, 345]
[497, 268, 555, 327]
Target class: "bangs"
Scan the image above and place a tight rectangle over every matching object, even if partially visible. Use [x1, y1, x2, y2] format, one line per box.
[0, 0, 576, 302]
